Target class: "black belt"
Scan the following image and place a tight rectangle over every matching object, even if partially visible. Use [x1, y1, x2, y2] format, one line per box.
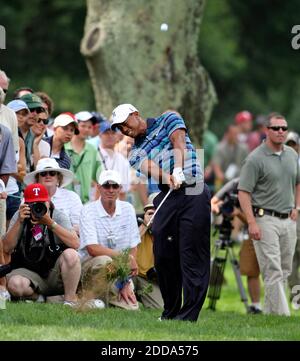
[253, 207, 290, 219]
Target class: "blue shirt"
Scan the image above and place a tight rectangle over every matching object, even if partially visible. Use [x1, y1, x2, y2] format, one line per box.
[45, 136, 71, 169]
[129, 112, 203, 186]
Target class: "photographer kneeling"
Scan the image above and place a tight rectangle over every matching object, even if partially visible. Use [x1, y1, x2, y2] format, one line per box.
[211, 178, 262, 314]
[2, 183, 80, 304]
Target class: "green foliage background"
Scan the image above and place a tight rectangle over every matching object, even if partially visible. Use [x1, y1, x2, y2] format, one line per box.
[199, 0, 300, 136]
[1, 0, 300, 136]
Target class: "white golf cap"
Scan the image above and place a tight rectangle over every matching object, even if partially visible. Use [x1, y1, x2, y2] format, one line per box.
[98, 170, 122, 185]
[75, 111, 93, 122]
[285, 131, 299, 145]
[53, 112, 79, 134]
[111, 104, 138, 130]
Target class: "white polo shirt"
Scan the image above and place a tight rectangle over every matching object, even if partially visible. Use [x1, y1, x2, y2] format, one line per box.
[79, 198, 141, 262]
[51, 187, 83, 227]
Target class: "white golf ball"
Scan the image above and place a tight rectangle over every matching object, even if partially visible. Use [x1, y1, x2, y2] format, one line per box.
[160, 23, 168, 32]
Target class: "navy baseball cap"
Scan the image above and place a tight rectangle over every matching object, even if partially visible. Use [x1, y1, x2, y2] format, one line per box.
[99, 120, 116, 134]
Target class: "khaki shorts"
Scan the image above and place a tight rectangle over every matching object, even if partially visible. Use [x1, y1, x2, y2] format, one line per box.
[6, 257, 64, 296]
[239, 238, 260, 277]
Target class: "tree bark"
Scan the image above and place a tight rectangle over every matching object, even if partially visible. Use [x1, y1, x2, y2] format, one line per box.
[81, 0, 217, 146]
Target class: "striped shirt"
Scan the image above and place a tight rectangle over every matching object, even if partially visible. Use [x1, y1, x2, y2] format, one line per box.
[45, 136, 71, 169]
[78, 199, 141, 261]
[129, 112, 203, 185]
[51, 187, 83, 228]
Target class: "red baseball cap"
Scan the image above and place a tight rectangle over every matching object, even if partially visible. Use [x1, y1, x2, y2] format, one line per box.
[24, 183, 49, 203]
[235, 111, 253, 124]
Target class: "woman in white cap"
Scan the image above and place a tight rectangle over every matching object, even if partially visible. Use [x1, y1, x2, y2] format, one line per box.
[24, 158, 83, 235]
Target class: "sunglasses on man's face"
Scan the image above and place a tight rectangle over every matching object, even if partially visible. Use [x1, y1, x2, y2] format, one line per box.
[267, 126, 288, 131]
[39, 171, 58, 177]
[2, 89, 8, 94]
[102, 183, 120, 190]
[30, 107, 43, 114]
[37, 118, 49, 125]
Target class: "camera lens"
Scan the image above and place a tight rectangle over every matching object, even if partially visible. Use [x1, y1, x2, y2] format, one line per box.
[31, 202, 47, 219]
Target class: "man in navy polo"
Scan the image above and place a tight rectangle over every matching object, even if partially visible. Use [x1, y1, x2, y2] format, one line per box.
[111, 104, 211, 322]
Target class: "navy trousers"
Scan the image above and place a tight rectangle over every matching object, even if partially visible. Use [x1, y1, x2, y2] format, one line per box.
[152, 184, 211, 322]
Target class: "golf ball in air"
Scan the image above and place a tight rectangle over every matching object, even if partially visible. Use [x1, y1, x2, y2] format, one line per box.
[160, 23, 168, 32]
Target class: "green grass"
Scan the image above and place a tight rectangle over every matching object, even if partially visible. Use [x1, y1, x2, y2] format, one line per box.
[1, 257, 300, 341]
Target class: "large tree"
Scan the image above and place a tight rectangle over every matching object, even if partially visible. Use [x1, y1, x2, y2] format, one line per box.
[80, 0, 216, 145]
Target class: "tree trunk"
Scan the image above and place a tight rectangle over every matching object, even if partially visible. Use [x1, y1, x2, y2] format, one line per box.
[81, 0, 217, 146]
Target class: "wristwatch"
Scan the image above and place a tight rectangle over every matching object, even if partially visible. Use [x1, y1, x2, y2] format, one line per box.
[50, 221, 57, 231]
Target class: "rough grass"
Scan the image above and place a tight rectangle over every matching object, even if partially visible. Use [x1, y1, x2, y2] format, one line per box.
[1, 258, 299, 341]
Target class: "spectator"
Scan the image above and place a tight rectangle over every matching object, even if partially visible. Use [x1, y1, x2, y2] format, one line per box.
[203, 129, 218, 194]
[285, 131, 300, 298]
[115, 134, 148, 213]
[75, 111, 99, 137]
[6, 100, 28, 225]
[79, 170, 140, 310]
[65, 112, 102, 203]
[35, 91, 54, 138]
[13, 87, 34, 99]
[19, 93, 45, 172]
[3, 183, 81, 304]
[212, 124, 248, 189]
[87, 111, 108, 148]
[36, 91, 54, 118]
[24, 158, 82, 235]
[135, 194, 163, 309]
[30, 111, 51, 167]
[247, 115, 267, 151]
[0, 71, 19, 153]
[0, 123, 17, 297]
[45, 112, 79, 169]
[94, 121, 131, 201]
[235, 110, 254, 151]
[238, 113, 300, 316]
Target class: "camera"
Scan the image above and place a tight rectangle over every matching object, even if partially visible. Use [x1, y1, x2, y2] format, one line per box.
[220, 191, 239, 218]
[29, 202, 47, 219]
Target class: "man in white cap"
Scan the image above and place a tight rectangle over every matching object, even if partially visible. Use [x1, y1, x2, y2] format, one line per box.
[111, 104, 211, 322]
[45, 112, 79, 169]
[75, 111, 100, 138]
[65, 112, 102, 203]
[79, 169, 140, 309]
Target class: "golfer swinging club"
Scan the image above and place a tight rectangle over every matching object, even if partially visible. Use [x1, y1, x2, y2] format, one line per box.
[111, 104, 211, 322]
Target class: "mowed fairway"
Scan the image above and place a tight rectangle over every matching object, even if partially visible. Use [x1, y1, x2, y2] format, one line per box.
[1, 260, 299, 341]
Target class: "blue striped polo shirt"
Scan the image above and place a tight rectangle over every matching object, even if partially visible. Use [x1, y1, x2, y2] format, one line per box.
[129, 112, 203, 186]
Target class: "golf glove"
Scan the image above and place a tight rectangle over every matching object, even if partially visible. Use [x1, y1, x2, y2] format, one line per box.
[172, 167, 186, 188]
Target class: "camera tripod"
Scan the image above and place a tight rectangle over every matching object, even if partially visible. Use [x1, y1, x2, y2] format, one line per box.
[207, 218, 249, 313]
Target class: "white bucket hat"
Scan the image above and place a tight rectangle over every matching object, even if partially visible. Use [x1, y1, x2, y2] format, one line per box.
[24, 158, 74, 188]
